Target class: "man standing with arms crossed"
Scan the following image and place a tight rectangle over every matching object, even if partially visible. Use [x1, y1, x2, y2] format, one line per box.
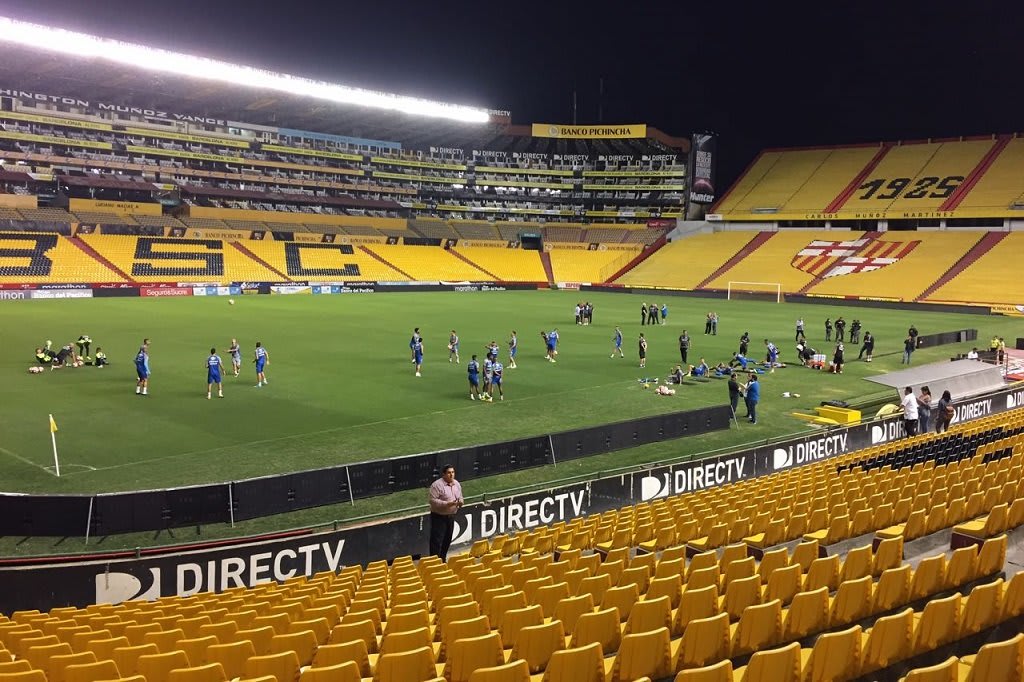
[428, 465, 463, 561]
[678, 329, 690, 364]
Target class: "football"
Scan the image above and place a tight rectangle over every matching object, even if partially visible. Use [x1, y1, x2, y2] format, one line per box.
[229, 299, 235, 305]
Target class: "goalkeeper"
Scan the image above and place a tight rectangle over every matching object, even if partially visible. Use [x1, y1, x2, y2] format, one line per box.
[76, 334, 93, 361]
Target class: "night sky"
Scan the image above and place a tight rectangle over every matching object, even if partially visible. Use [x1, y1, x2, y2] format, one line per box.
[3, 1, 1022, 186]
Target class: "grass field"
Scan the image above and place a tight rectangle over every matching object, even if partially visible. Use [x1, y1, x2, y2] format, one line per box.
[1, 291, 1020, 554]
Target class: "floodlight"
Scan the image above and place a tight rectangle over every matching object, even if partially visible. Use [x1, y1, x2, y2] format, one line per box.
[0, 17, 491, 123]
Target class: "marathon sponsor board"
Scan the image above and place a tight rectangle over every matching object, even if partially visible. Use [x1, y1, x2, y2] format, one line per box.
[39, 283, 91, 290]
[141, 287, 192, 297]
[270, 285, 312, 295]
[29, 289, 93, 299]
[0, 290, 30, 300]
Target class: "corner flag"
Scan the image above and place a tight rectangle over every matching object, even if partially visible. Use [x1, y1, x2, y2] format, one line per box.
[48, 413, 60, 476]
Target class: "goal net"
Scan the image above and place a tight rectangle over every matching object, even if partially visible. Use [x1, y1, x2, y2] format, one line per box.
[727, 281, 783, 303]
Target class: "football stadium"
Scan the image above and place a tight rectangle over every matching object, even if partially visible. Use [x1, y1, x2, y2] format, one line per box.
[1, 13, 1024, 682]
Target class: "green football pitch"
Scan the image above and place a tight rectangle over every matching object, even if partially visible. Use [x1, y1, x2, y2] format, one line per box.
[0, 291, 1019, 554]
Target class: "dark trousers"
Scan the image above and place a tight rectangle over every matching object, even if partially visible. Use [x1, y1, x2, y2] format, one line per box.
[730, 393, 740, 414]
[641, 314, 647, 326]
[680, 348, 688, 363]
[745, 398, 757, 423]
[705, 321, 712, 334]
[904, 419, 918, 438]
[796, 330, 804, 342]
[429, 512, 455, 561]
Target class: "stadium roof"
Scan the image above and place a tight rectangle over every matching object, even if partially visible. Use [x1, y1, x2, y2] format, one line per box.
[0, 17, 687, 153]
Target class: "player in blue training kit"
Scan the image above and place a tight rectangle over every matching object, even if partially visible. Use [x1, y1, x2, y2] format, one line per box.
[134, 338, 150, 396]
[467, 355, 481, 400]
[206, 348, 225, 399]
[254, 341, 270, 387]
[448, 330, 460, 364]
[764, 339, 779, 373]
[409, 327, 421, 364]
[508, 331, 518, 368]
[489, 360, 504, 401]
[412, 337, 424, 377]
[611, 326, 624, 358]
[228, 338, 242, 376]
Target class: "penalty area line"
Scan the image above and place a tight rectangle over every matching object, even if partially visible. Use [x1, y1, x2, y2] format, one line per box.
[0, 446, 60, 477]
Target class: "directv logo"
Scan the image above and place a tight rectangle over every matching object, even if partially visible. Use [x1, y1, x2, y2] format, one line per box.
[1008, 391, 1024, 410]
[773, 449, 793, 469]
[640, 474, 671, 501]
[871, 421, 904, 444]
[772, 434, 847, 470]
[95, 568, 161, 604]
[451, 516, 473, 546]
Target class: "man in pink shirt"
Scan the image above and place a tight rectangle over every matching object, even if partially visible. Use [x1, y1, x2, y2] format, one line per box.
[429, 464, 464, 560]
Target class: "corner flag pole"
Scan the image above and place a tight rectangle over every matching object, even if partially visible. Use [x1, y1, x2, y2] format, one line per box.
[49, 414, 60, 477]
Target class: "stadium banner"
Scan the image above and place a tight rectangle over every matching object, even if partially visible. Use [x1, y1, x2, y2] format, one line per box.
[0, 290, 31, 301]
[68, 199, 162, 216]
[180, 229, 250, 240]
[28, 289, 93, 299]
[687, 133, 717, 206]
[270, 285, 312, 295]
[141, 287, 192, 297]
[0, 518, 427, 612]
[93, 287, 140, 298]
[991, 304, 1024, 317]
[532, 123, 647, 139]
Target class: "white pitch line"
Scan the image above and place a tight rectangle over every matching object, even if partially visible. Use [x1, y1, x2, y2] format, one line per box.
[64, 378, 645, 477]
[0, 445, 60, 477]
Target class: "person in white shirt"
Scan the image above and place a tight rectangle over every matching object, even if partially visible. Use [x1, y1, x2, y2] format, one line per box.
[901, 387, 919, 437]
[966, 348, 979, 360]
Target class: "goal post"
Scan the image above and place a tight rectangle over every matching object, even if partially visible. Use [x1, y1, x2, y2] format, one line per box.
[727, 281, 783, 303]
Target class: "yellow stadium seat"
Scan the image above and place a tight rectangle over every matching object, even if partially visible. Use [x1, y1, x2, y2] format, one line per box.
[910, 555, 946, 602]
[22, 642, 73, 669]
[600, 585, 638, 623]
[762, 564, 801, 607]
[733, 641, 801, 682]
[799, 624, 861, 682]
[466, 659, 529, 682]
[900, 656, 957, 682]
[46, 653, 100, 682]
[498, 606, 543, 650]
[0, 662, 33, 675]
[443, 631, 504, 682]
[958, 632, 1024, 682]
[674, 612, 730, 672]
[0, 672, 46, 682]
[205, 640, 255, 679]
[976, 535, 1007, 579]
[782, 587, 829, 641]
[672, 659, 733, 681]
[860, 608, 914, 677]
[829, 576, 874, 628]
[137, 652, 191, 682]
[166, 664, 227, 682]
[604, 627, 673, 682]
[569, 608, 621, 656]
[540, 643, 604, 682]
[299, 661, 362, 682]
[721, 575, 761, 622]
[960, 579, 1003, 637]
[64, 660, 121, 682]
[623, 595, 671, 637]
[509, 620, 564, 675]
[729, 599, 782, 658]
[672, 584, 719, 638]
[912, 593, 962, 655]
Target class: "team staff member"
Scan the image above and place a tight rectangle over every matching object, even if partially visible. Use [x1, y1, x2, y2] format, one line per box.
[727, 371, 741, 416]
[428, 465, 463, 561]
